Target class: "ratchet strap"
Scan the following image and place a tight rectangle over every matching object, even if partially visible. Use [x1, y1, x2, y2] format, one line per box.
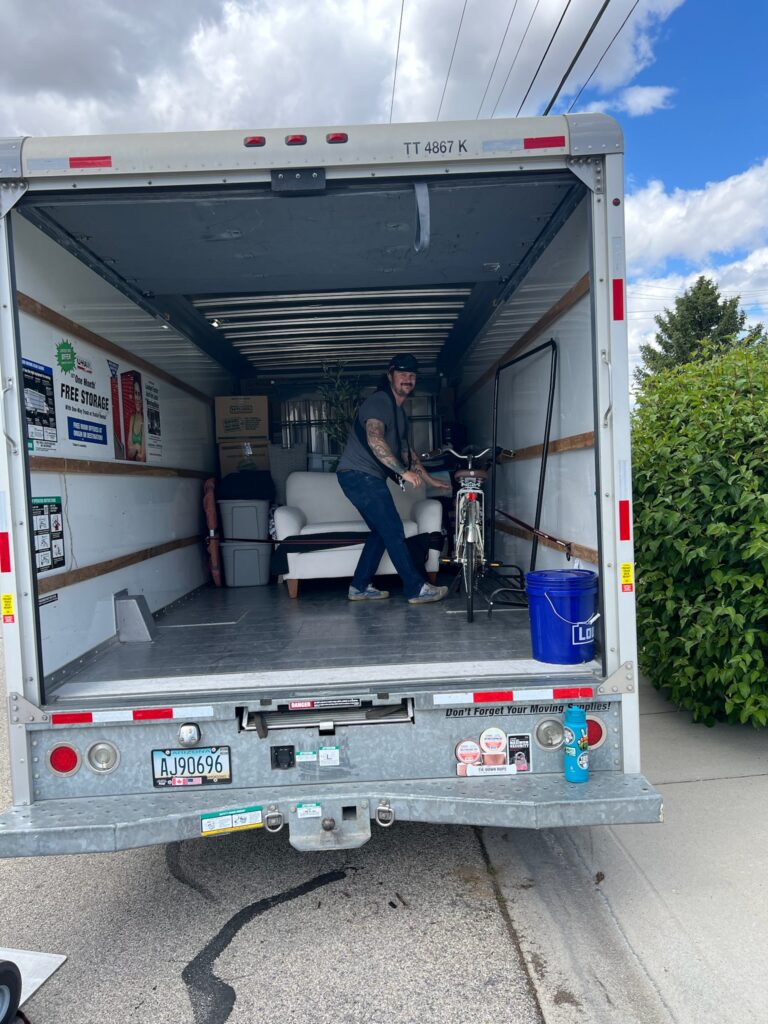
[494, 508, 574, 560]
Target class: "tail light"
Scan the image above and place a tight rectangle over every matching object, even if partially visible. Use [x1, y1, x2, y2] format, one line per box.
[47, 745, 80, 776]
[586, 716, 607, 749]
[243, 136, 266, 147]
[86, 741, 120, 774]
[326, 132, 348, 144]
[285, 134, 307, 146]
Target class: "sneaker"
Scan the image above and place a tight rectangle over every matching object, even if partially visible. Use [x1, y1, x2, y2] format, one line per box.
[348, 584, 390, 601]
[408, 582, 449, 605]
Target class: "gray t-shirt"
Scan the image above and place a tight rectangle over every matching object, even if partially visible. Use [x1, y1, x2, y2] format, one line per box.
[337, 390, 409, 479]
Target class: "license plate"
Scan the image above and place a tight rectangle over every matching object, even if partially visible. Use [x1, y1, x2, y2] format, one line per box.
[152, 746, 231, 788]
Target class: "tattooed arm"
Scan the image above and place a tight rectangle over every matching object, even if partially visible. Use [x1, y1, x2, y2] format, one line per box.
[366, 419, 421, 486]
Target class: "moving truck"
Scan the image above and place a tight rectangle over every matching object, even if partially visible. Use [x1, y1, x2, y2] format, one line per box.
[0, 114, 662, 857]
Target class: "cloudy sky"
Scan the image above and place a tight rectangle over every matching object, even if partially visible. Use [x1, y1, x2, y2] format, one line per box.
[1, 0, 766, 372]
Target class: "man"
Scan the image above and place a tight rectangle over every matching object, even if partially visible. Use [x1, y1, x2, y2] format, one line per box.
[337, 353, 451, 604]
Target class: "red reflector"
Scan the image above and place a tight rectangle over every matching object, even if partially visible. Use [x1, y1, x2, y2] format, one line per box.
[49, 745, 79, 774]
[0, 532, 10, 573]
[587, 718, 605, 747]
[243, 135, 266, 147]
[552, 687, 594, 699]
[51, 712, 93, 725]
[467, 492, 477, 501]
[523, 135, 566, 150]
[612, 279, 625, 320]
[326, 132, 348, 144]
[619, 500, 631, 541]
[285, 134, 307, 146]
[133, 708, 174, 721]
[69, 155, 112, 169]
[473, 690, 514, 703]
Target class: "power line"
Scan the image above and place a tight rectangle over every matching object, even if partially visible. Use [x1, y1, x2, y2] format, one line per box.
[389, 0, 406, 124]
[516, 0, 573, 117]
[490, 0, 541, 117]
[567, 0, 640, 113]
[475, 0, 520, 118]
[543, 0, 612, 115]
[437, 0, 469, 121]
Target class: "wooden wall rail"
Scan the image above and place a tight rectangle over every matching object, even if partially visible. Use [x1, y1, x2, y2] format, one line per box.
[17, 292, 212, 406]
[459, 273, 591, 406]
[495, 520, 597, 565]
[30, 456, 210, 480]
[37, 535, 202, 595]
[512, 430, 594, 462]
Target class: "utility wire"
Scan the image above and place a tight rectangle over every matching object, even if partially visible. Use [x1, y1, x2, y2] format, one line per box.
[516, 0, 573, 117]
[567, 0, 640, 113]
[543, 0, 612, 115]
[436, 0, 469, 121]
[490, 0, 541, 117]
[389, 0, 405, 124]
[475, 0, 519, 118]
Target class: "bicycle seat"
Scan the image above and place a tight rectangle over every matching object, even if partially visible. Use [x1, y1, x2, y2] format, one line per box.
[455, 467, 489, 481]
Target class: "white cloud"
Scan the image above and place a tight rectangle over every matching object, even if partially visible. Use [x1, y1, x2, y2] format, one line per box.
[592, 83, 675, 116]
[0, 0, 686, 135]
[626, 159, 768, 273]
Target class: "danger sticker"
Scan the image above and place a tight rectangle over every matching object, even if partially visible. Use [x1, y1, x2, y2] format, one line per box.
[621, 563, 634, 592]
[2, 593, 15, 624]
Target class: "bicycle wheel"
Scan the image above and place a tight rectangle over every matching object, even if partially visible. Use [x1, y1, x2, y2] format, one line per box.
[463, 539, 475, 622]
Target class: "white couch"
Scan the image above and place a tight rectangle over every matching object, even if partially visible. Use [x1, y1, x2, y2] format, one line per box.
[274, 471, 443, 597]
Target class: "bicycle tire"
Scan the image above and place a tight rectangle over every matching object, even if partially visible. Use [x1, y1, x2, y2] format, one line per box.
[464, 539, 475, 622]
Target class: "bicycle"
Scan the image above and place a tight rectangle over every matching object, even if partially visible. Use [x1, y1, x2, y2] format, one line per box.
[424, 445, 512, 622]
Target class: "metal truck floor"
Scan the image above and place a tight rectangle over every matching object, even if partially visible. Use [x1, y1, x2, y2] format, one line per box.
[44, 579, 599, 705]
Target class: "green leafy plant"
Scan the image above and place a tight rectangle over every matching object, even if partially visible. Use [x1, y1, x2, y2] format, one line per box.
[317, 362, 362, 455]
[632, 344, 768, 726]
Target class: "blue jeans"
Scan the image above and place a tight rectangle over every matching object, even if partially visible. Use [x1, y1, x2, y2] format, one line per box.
[337, 471, 426, 599]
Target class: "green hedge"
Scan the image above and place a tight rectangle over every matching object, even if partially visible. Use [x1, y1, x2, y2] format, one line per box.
[631, 344, 768, 726]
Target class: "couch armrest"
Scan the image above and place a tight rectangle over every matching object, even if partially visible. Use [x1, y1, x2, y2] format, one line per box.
[412, 498, 443, 535]
[274, 505, 307, 540]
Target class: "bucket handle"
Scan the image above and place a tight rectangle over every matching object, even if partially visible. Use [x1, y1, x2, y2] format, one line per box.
[544, 592, 600, 628]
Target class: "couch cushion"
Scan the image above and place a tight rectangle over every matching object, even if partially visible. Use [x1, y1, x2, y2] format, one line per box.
[285, 471, 426, 525]
[300, 519, 419, 538]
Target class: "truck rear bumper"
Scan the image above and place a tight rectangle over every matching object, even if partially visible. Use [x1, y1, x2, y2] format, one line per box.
[0, 773, 662, 857]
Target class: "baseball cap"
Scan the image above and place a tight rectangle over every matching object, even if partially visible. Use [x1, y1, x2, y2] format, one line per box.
[388, 353, 419, 373]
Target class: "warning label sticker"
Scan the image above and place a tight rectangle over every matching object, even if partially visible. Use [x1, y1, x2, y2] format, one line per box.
[200, 805, 263, 837]
[621, 562, 634, 593]
[2, 593, 15, 624]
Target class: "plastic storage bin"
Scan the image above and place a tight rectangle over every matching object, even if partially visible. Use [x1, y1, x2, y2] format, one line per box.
[218, 499, 269, 540]
[220, 541, 271, 587]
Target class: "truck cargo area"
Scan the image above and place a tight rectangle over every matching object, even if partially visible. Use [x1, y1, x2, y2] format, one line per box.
[11, 147, 603, 704]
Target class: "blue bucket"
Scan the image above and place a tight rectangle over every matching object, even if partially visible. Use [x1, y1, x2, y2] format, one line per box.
[525, 570, 598, 664]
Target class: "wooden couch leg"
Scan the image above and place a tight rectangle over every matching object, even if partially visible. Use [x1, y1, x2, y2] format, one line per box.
[428, 572, 438, 584]
[286, 579, 299, 599]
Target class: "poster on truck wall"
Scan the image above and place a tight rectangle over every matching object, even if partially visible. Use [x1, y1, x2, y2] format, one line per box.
[145, 377, 162, 459]
[19, 314, 211, 471]
[32, 496, 65, 574]
[22, 358, 58, 451]
[55, 339, 111, 448]
[121, 369, 146, 462]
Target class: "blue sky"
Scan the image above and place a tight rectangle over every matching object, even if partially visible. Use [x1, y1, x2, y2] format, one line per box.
[0, 0, 765, 373]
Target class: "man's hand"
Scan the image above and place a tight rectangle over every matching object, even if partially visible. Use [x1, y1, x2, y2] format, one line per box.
[401, 469, 422, 488]
[425, 475, 452, 491]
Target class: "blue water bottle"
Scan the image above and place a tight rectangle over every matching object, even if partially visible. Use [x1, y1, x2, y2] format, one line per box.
[563, 705, 589, 783]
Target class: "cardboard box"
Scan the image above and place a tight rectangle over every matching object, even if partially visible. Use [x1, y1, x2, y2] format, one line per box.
[215, 396, 269, 441]
[218, 439, 270, 478]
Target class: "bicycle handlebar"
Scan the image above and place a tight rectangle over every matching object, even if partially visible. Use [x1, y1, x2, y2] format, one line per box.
[421, 445, 514, 462]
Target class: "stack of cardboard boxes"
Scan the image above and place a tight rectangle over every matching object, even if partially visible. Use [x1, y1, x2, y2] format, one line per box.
[215, 396, 270, 478]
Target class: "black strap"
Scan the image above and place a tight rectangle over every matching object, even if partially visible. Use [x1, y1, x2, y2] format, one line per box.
[353, 387, 411, 482]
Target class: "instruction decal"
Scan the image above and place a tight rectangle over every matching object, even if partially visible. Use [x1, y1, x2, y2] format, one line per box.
[201, 805, 263, 837]
[22, 358, 58, 451]
[32, 497, 65, 574]
[296, 803, 322, 819]
[455, 726, 522, 777]
[2, 593, 15, 623]
[295, 750, 319, 764]
[319, 745, 340, 767]
[621, 563, 634, 593]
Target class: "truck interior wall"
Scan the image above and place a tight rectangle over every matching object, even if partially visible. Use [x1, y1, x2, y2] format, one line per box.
[12, 214, 217, 680]
[458, 198, 597, 572]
